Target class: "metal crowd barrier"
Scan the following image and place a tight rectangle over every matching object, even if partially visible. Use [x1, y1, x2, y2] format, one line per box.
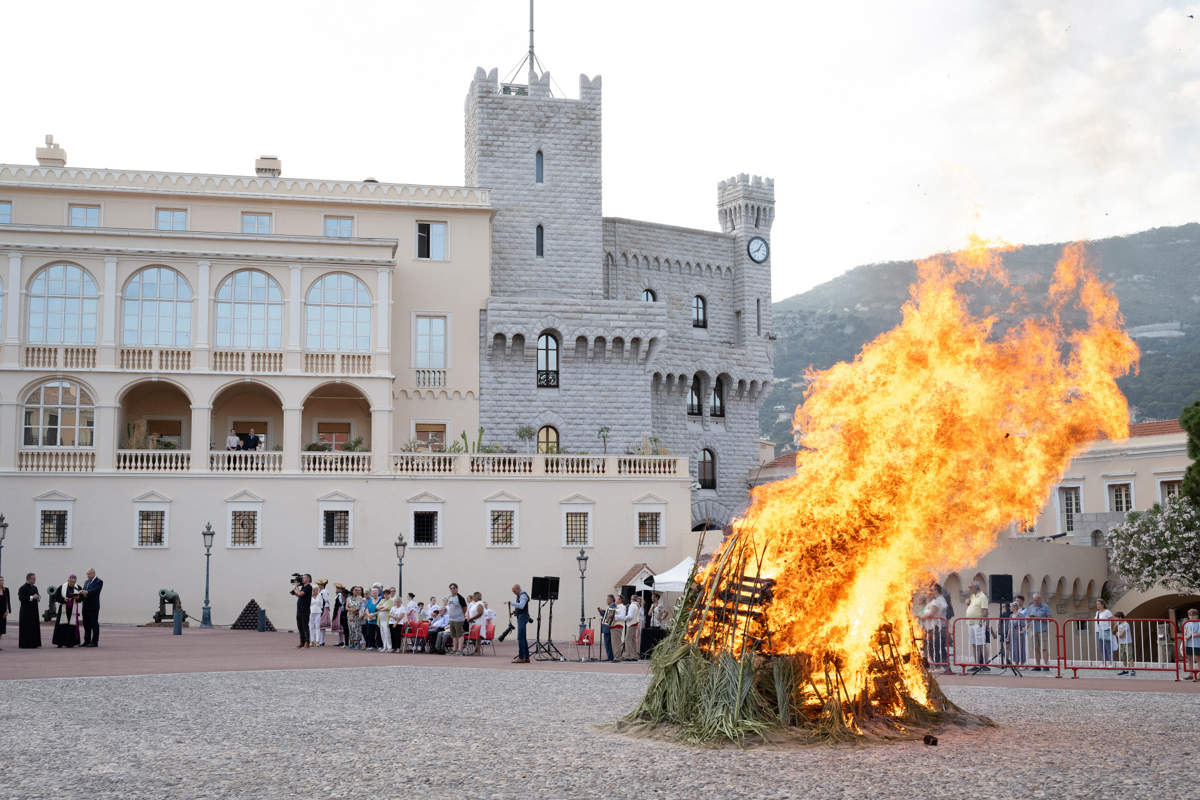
[949, 616, 1062, 678]
[914, 615, 953, 671]
[1062, 618, 1179, 680]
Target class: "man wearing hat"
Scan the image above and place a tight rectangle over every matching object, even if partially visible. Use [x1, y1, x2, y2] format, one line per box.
[52, 574, 82, 648]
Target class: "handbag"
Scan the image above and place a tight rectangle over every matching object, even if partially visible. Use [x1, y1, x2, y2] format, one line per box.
[320, 598, 332, 629]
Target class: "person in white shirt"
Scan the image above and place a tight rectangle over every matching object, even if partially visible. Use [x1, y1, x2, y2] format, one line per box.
[309, 580, 330, 647]
[1094, 598, 1115, 666]
[388, 595, 407, 652]
[610, 597, 627, 662]
[919, 590, 950, 673]
[224, 427, 241, 450]
[625, 595, 643, 661]
[481, 602, 497, 637]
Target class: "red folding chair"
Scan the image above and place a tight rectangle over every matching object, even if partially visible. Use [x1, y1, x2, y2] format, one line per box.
[478, 621, 496, 656]
[570, 629, 595, 662]
[409, 620, 430, 652]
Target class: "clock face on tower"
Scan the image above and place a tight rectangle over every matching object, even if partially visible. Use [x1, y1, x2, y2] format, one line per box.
[747, 236, 769, 264]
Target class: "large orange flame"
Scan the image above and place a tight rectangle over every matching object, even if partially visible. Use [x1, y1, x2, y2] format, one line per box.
[690, 239, 1138, 716]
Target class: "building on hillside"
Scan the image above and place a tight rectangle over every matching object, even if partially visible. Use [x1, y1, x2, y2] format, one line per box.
[467, 69, 775, 532]
[0, 64, 774, 626]
[750, 420, 1196, 624]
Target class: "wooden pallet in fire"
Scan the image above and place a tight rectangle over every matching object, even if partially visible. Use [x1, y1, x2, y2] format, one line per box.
[685, 574, 776, 653]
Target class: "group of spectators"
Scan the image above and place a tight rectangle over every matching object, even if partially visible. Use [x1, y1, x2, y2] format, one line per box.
[223, 426, 263, 451]
[917, 581, 1200, 677]
[597, 591, 669, 662]
[290, 575, 498, 655]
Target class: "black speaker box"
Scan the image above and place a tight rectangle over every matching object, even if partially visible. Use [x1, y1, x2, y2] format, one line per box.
[546, 576, 560, 600]
[531, 576, 550, 601]
[621, 584, 635, 603]
[989, 574, 1013, 604]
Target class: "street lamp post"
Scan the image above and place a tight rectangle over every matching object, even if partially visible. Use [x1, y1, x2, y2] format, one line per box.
[394, 534, 407, 597]
[576, 548, 589, 635]
[0, 514, 8, 578]
[200, 522, 215, 628]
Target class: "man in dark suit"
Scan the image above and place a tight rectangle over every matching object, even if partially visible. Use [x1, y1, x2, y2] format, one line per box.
[80, 568, 103, 647]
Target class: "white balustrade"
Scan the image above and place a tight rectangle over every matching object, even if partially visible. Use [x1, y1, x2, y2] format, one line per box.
[340, 353, 372, 374]
[211, 350, 283, 373]
[304, 352, 337, 373]
[211, 350, 245, 371]
[544, 455, 608, 475]
[158, 349, 192, 370]
[414, 368, 446, 387]
[301, 451, 372, 473]
[18, 449, 96, 472]
[469, 454, 534, 475]
[390, 452, 459, 474]
[116, 449, 191, 471]
[617, 456, 682, 475]
[63, 347, 97, 368]
[209, 450, 283, 472]
[119, 348, 154, 370]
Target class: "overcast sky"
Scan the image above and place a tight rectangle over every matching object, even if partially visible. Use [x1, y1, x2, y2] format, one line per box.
[2, 1, 1196, 300]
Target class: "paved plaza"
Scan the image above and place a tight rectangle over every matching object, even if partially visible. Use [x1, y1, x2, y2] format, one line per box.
[1, 628, 1196, 799]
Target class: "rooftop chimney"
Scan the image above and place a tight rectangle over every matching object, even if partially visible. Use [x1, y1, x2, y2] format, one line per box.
[255, 155, 281, 177]
[36, 134, 67, 167]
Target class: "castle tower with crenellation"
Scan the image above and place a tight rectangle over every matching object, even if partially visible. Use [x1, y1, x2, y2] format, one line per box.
[467, 65, 775, 530]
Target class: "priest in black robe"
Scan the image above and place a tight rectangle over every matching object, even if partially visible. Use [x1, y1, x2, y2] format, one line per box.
[0, 575, 10, 648]
[51, 574, 81, 648]
[18, 572, 42, 649]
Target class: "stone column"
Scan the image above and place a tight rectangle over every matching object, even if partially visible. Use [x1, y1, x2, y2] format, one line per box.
[283, 405, 303, 473]
[99, 256, 118, 368]
[4, 251, 21, 368]
[375, 268, 391, 375]
[190, 404, 212, 472]
[195, 260, 211, 367]
[286, 266, 302, 372]
[370, 406, 391, 474]
[94, 402, 118, 471]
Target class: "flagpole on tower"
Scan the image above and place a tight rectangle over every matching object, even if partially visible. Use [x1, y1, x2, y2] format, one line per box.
[528, 0, 536, 85]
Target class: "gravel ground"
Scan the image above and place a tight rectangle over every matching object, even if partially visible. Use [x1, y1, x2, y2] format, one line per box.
[0, 666, 1194, 799]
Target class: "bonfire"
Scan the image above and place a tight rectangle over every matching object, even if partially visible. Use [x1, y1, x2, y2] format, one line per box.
[621, 239, 1139, 745]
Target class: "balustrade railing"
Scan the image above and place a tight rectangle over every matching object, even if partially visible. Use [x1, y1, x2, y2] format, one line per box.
[211, 350, 283, 373]
[469, 454, 534, 475]
[340, 354, 372, 374]
[23, 346, 98, 369]
[304, 352, 336, 373]
[414, 368, 446, 388]
[209, 450, 283, 472]
[63, 347, 97, 368]
[617, 456, 682, 475]
[391, 452, 458, 474]
[301, 451, 372, 473]
[18, 449, 96, 472]
[544, 454, 608, 475]
[24, 346, 58, 368]
[119, 348, 154, 370]
[158, 349, 192, 370]
[116, 449, 191, 471]
[303, 353, 373, 375]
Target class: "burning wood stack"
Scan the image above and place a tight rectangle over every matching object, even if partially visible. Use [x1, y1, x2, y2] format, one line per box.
[620, 239, 1140, 746]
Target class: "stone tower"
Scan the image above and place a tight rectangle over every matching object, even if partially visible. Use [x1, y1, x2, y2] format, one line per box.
[719, 174, 775, 354]
[464, 67, 603, 298]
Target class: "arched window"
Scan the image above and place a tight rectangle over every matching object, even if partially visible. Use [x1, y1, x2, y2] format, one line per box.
[535, 150, 544, 183]
[537, 333, 559, 387]
[710, 378, 724, 418]
[122, 266, 193, 347]
[698, 449, 716, 490]
[304, 272, 372, 352]
[692, 295, 707, 328]
[23, 379, 94, 447]
[537, 425, 559, 454]
[642, 288, 656, 302]
[536, 224, 545, 257]
[27, 263, 99, 344]
[687, 375, 702, 416]
[214, 269, 283, 349]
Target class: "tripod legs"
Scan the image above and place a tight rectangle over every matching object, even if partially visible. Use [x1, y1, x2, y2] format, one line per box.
[529, 599, 566, 661]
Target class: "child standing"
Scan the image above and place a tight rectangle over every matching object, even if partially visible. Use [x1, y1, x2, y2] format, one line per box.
[1184, 608, 1200, 680]
[1114, 612, 1135, 676]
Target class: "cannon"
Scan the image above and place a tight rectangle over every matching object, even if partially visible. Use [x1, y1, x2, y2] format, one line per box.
[153, 588, 188, 624]
[42, 583, 62, 622]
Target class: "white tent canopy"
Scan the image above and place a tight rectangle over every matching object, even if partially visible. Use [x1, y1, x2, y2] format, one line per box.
[648, 556, 695, 593]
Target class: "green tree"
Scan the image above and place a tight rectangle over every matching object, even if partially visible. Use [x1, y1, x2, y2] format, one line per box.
[1181, 400, 1200, 504]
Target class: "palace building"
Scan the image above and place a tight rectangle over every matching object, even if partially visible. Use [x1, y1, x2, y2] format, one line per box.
[0, 67, 775, 625]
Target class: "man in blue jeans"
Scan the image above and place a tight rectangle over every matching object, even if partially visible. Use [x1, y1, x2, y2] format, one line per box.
[511, 584, 531, 663]
[598, 594, 616, 661]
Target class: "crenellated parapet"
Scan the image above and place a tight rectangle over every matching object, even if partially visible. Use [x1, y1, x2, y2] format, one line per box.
[717, 173, 775, 234]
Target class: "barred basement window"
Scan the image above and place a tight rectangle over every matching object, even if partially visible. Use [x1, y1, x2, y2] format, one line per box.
[638, 512, 662, 546]
[490, 510, 515, 546]
[413, 510, 439, 546]
[138, 510, 166, 547]
[323, 510, 350, 546]
[231, 510, 259, 546]
[40, 510, 68, 546]
[565, 511, 589, 546]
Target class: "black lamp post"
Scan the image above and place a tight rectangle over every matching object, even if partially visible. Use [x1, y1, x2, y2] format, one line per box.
[0, 514, 8, 578]
[394, 534, 407, 597]
[200, 522, 215, 628]
[576, 548, 589, 634]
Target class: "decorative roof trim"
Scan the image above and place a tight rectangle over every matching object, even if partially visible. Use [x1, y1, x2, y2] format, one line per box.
[0, 164, 491, 209]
